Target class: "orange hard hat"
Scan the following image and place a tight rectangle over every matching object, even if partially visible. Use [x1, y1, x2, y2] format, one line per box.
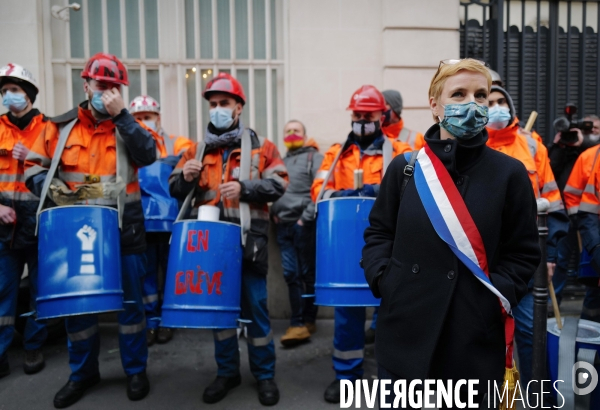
[81, 52, 129, 86]
[347, 85, 387, 112]
[203, 73, 246, 105]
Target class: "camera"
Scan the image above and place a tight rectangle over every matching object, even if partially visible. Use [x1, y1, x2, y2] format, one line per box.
[553, 103, 594, 144]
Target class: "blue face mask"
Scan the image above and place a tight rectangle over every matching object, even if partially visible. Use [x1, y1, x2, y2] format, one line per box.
[2, 91, 28, 113]
[487, 105, 512, 130]
[210, 107, 234, 130]
[143, 120, 157, 131]
[439, 102, 489, 140]
[90, 91, 108, 115]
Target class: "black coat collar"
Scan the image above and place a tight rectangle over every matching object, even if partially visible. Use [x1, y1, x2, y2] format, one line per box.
[423, 124, 488, 177]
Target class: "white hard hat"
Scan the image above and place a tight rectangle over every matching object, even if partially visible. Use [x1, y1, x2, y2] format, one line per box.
[0, 63, 39, 92]
[129, 95, 161, 114]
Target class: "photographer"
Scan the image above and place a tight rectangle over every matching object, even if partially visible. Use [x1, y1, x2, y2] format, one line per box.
[550, 114, 600, 192]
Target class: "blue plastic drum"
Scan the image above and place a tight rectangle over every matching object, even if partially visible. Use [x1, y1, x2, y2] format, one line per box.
[578, 248, 600, 287]
[37, 206, 123, 319]
[547, 318, 600, 407]
[161, 220, 242, 328]
[139, 161, 179, 232]
[315, 198, 379, 306]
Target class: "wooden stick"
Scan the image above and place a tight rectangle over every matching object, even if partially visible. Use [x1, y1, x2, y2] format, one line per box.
[548, 281, 563, 330]
[524, 111, 538, 132]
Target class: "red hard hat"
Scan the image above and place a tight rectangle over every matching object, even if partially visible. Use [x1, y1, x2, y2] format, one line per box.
[203, 73, 246, 105]
[347, 85, 387, 112]
[81, 52, 129, 86]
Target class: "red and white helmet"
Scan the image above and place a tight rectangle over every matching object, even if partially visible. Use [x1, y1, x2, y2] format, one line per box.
[0, 63, 39, 92]
[129, 95, 161, 114]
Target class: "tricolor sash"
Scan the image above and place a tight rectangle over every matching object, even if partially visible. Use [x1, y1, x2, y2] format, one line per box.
[409, 145, 515, 368]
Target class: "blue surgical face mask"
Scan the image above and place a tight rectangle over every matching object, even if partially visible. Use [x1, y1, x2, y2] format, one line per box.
[438, 102, 489, 140]
[210, 107, 234, 130]
[90, 91, 108, 115]
[2, 91, 28, 113]
[143, 120, 157, 131]
[487, 105, 512, 130]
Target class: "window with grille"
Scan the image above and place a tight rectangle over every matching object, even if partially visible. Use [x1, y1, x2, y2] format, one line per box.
[52, 0, 284, 144]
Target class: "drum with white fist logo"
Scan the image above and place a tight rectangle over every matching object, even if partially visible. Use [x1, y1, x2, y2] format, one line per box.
[36, 206, 124, 319]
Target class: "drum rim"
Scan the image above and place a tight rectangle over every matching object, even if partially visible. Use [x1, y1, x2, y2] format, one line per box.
[317, 197, 376, 204]
[173, 219, 241, 228]
[40, 205, 118, 214]
[547, 317, 600, 343]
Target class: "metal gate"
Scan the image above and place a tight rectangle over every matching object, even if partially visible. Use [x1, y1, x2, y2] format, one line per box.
[460, 0, 600, 143]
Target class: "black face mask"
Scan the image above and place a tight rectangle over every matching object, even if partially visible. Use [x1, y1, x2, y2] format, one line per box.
[382, 109, 392, 126]
[351, 119, 380, 139]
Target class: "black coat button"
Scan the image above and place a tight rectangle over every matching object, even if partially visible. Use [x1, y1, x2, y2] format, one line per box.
[456, 177, 464, 186]
[444, 144, 452, 153]
[412, 264, 420, 274]
[447, 270, 455, 279]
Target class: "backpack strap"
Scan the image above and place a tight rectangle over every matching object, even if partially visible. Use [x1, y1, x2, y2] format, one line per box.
[399, 150, 419, 204]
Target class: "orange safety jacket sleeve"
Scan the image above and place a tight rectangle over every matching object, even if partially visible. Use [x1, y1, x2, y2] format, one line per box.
[24, 107, 157, 198]
[564, 146, 600, 216]
[578, 163, 600, 253]
[310, 137, 411, 202]
[169, 134, 288, 204]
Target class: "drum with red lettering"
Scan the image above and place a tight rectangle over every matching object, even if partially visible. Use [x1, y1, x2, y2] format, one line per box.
[161, 220, 242, 328]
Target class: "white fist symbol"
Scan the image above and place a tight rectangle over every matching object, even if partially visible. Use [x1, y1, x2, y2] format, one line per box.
[77, 225, 97, 251]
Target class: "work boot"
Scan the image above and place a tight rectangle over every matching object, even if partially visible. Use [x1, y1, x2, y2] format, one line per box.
[257, 378, 280, 406]
[146, 328, 156, 347]
[53, 373, 100, 408]
[324, 379, 341, 403]
[203, 374, 242, 404]
[364, 328, 376, 345]
[156, 327, 174, 344]
[305, 322, 317, 334]
[280, 326, 310, 347]
[0, 358, 9, 379]
[24, 349, 45, 374]
[127, 371, 150, 401]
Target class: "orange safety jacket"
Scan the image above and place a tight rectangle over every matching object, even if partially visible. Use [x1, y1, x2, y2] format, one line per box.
[577, 155, 600, 252]
[169, 128, 288, 274]
[564, 145, 600, 215]
[311, 134, 412, 202]
[487, 120, 563, 212]
[153, 129, 193, 159]
[24, 103, 157, 254]
[382, 118, 425, 150]
[0, 111, 47, 248]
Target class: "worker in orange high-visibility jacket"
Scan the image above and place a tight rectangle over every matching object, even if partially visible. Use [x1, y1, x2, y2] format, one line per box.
[0, 63, 48, 379]
[563, 144, 600, 321]
[577, 156, 600, 318]
[129, 95, 192, 348]
[169, 73, 288, 407]
[24, 52, 155, 408]
[311, 85, 411, 404]
[380, 89, 425, 150]
[486, 84, 569, 389]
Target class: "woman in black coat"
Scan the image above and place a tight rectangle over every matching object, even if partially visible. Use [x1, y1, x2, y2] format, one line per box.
[362, 59, 540, 407]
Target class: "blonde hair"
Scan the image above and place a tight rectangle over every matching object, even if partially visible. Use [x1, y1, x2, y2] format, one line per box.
[428, 59, 492, 121]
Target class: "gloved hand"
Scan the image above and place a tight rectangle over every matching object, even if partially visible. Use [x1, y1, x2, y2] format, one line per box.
[330, 184, 379, 198]
[358, 184, 378, 197]
[331, 189, 359, 198]
[48, 178, 80, 205]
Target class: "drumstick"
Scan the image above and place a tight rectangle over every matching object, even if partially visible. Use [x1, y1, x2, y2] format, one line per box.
[549, 282, 563, 330]
[524, 111, 538, 132]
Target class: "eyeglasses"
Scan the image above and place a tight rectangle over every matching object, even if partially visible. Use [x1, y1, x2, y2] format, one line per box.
[433, 58, 489, 81]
